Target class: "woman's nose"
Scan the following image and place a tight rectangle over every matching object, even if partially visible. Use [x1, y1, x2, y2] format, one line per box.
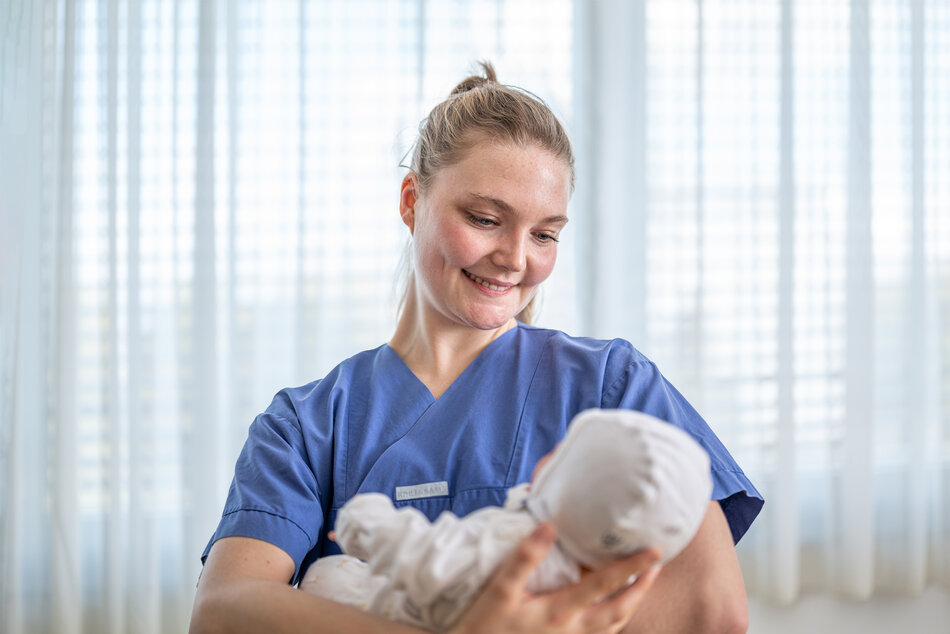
[492, 234, 527, 272]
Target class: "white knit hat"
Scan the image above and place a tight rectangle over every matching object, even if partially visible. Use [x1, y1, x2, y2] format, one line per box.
[525, 409, 712, 568]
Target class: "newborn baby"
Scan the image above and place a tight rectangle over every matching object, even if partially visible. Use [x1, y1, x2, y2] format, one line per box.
[300, 409, 713, 631]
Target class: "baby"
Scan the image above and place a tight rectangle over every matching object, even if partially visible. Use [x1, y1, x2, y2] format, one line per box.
[300, 409, 713, 632]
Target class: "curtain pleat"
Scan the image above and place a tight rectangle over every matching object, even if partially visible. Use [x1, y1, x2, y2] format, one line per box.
[772, 0, 799, 605]
[124, 0, 151, 629]
[51, 0, 79, 631]
[905, 0, 927, 597]
[188, 0, 220, 593]
[102, 0, 125, 630]
[842, 0, 874, 600]
[573, 0, 647, 342]
[1, 0, 34, 629]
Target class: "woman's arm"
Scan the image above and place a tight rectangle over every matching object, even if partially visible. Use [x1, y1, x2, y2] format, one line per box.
[190, 536, 428, 634]
[192, 526, 662, 634]
[621, 501, 750, 634]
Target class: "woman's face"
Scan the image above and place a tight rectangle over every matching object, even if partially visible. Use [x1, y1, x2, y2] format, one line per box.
[402, 140, 571, 332]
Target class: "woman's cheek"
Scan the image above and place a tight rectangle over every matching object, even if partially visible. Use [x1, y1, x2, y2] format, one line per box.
[447, 226, 490, 265]
[526, 248, 558, 285]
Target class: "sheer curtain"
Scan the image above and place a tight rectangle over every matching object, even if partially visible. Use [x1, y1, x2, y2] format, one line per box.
[577, 0, 950, 604]
[1, 0, 949, 632]
[0, 1, 573, 632]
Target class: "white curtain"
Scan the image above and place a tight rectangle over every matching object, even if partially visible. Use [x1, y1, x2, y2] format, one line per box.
[577, 0, 950, 605]
[1, 0, 948, 632]
[0, 1, 573, 632]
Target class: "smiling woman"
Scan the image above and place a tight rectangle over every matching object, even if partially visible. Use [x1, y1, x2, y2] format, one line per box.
[192, 61, 762, 634]
[394, 139, 571, 346]
[398, 61, 577, 331]
[6, 1, 950, 631]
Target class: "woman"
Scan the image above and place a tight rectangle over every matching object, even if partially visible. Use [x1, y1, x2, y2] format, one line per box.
[191, 62, 763, 634]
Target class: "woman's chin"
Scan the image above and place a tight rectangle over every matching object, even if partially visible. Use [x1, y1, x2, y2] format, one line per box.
[457, 309, 518, 332]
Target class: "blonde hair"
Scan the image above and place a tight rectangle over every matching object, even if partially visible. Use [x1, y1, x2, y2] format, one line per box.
[400, 61, 574, 325]
[410, 61, 574, 192]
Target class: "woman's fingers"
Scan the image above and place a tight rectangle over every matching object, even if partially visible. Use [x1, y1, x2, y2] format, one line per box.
[554, 547, 662, 616]
[583, 562, 661, 633]
[453, 531, 660, 634]
[489, 523, 557, 600]
[449, 524, 558, 634]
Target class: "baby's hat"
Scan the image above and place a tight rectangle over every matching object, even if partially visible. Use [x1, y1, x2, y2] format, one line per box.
[525, 409, 712, 569]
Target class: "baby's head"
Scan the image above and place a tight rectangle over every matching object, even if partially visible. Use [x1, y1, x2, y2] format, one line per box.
[525, 409, 712, 569]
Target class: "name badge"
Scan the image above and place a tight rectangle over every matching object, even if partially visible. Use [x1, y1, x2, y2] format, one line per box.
[395, 480, 449, 501]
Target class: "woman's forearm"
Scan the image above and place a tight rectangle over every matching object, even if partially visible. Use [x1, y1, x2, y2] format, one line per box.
[191, 536, 428, 634]
[191, 576, 425, 634]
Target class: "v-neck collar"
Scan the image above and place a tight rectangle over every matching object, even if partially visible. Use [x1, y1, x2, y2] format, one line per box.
[383, 323, 522, 402]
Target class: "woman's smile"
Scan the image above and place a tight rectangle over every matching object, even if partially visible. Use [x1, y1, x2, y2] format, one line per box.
[462, 269, 515, 294]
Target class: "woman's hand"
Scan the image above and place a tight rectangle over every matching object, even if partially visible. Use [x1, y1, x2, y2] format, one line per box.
[450, 524, 661, 634]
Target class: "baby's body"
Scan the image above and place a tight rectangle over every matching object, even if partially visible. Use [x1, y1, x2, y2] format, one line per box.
[301, 490, 575, 628]
[300, 409, 713, 632]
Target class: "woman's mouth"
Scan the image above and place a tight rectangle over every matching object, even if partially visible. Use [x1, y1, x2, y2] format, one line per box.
[463, 270, 512, 292]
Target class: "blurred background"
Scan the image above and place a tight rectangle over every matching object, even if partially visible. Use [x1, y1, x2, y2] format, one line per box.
[1, 0, 949, 631]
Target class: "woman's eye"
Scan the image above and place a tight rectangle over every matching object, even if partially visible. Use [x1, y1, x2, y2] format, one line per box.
[536, 232, 560, 243]
[468, 214, 495, 226]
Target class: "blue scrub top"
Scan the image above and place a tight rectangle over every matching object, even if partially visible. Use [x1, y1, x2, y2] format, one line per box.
[202, 324, 764, 584]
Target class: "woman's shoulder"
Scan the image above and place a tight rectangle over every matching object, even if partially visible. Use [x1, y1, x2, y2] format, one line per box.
[264, 344, 392, 419]
[515, 323, 651, 366]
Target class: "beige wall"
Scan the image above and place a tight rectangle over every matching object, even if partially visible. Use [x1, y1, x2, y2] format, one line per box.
[749, 588, 949, 634]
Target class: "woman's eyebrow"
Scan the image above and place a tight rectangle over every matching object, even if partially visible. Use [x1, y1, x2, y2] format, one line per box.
[466, 193, 568, 225]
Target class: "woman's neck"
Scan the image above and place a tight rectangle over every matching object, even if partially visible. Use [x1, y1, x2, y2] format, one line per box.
[389, 298, 517, 399]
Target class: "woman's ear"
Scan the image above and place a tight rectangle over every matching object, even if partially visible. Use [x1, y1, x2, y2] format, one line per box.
[399, 173, 419, 234]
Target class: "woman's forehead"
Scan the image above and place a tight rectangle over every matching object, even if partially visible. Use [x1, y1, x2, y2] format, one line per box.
[434, 141, 572, 199]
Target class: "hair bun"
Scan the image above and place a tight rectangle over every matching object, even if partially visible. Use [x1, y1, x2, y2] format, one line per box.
[449, 60, 498, 96]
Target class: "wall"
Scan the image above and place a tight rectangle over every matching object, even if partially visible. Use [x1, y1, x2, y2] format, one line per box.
[749, 588, 950, 633]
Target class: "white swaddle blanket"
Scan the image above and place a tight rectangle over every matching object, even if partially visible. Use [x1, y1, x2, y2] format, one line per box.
[300, 409, 713, 632]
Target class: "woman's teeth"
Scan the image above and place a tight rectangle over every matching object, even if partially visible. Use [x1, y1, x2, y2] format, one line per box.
[464, 270, 509, 292]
